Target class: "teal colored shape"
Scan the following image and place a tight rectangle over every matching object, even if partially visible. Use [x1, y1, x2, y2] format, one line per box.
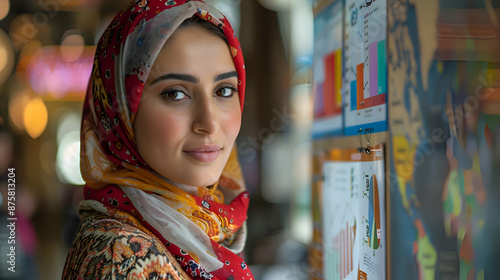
[377, 40, 387, 94]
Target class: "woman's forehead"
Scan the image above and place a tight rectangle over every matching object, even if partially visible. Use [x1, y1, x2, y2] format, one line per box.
[150, 27, 234, 71]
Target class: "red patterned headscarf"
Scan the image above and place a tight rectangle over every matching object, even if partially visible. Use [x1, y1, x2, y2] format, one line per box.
[79, 0, 251, 279]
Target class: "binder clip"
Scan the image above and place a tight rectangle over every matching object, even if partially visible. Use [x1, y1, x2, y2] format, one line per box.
[357, 128, 372, 154]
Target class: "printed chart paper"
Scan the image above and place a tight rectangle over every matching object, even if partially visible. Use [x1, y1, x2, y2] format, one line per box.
[343, 0, 387, 135]
[312, 1, 344, 139]
[322, 146, 385, 280]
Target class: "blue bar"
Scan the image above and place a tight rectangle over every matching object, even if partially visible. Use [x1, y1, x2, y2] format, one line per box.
[351, 80, 357, 111]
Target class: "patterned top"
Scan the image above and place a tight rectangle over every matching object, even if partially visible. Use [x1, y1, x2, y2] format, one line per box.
[63, 212, 190, 280]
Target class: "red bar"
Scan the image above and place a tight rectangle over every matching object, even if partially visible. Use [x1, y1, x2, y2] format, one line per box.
[361, 93, 386, 109]
[323, 52, 337, 116]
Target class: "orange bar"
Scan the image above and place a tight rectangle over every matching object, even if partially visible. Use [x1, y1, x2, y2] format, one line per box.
[356, 63, 364, 109]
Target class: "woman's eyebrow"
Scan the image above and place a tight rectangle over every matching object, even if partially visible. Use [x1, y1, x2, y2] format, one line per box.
[150, 73, 199, 85]
[214, 71, 237, 82]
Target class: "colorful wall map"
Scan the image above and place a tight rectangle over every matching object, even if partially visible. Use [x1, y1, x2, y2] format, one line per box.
[387, 0, 500, 279]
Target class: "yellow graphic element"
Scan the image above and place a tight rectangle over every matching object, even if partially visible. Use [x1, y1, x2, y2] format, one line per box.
[414, 219, 437, 280]
[335, 49, 342, 108]
[451, 170, 462, 217]
[392, 136, 416, 213]
[477, 270, 484, 280]
[437, 61, 444, 74]
[478, 219, 484, 228]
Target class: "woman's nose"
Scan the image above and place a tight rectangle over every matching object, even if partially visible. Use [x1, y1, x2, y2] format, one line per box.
[192, 97, 219, 135]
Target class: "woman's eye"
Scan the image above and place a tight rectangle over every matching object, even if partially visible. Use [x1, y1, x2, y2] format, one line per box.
[216, 86, 237, 97]
[161, 90, 189, 100]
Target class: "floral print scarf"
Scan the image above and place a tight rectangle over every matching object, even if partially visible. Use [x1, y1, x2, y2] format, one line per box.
[79, 0, 251, 279]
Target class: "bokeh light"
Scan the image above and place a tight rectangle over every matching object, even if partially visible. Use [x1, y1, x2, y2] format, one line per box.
[0, 29, 15, 86]
[23, 97, 48, 139]
[0, 44, 9, 74]
[55, 111, 84, 185]
[56, 130, 84, 185]
[56, 111, 81, 145]
[60, 31, 84, 62]
[8, 89, 30, 130]
[17, 40, 42, 74]
[9, 14, 36, 50]
[0, 0, 10, 21]
[25, 46, 94, 99]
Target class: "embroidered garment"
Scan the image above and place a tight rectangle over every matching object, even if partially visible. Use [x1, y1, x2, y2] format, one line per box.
[63, 0, 252, 279]
[63, 211, 190, 280]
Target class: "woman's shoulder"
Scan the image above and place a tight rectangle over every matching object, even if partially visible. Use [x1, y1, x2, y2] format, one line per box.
[62, 212, 189, 280]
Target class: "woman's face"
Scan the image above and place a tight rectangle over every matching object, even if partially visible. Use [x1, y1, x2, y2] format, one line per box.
[134, 25, 241, 188]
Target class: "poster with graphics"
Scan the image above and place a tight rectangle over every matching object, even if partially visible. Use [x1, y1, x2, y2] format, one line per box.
[343, 0, 387, 135]
[322, 145, 385, 280]
[312, 0, 344, 138]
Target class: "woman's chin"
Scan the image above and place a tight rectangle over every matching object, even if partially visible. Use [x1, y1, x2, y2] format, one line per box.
[193, 178, 219, 189]
[172, 173, 220, 189]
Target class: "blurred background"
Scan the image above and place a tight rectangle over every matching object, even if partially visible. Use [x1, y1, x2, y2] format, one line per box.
[0, 0, 314, 279]
[1, 0, 500, 280]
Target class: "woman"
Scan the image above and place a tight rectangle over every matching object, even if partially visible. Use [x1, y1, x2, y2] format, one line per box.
[62, 0, 252, 279]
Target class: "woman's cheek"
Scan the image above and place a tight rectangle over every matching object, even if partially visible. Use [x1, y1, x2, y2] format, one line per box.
[155, 111, 187, 141]
[224, 110, 242, 142]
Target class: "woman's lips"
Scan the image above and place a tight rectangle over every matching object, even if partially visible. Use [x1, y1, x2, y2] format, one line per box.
[183, 145, 222, 163]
